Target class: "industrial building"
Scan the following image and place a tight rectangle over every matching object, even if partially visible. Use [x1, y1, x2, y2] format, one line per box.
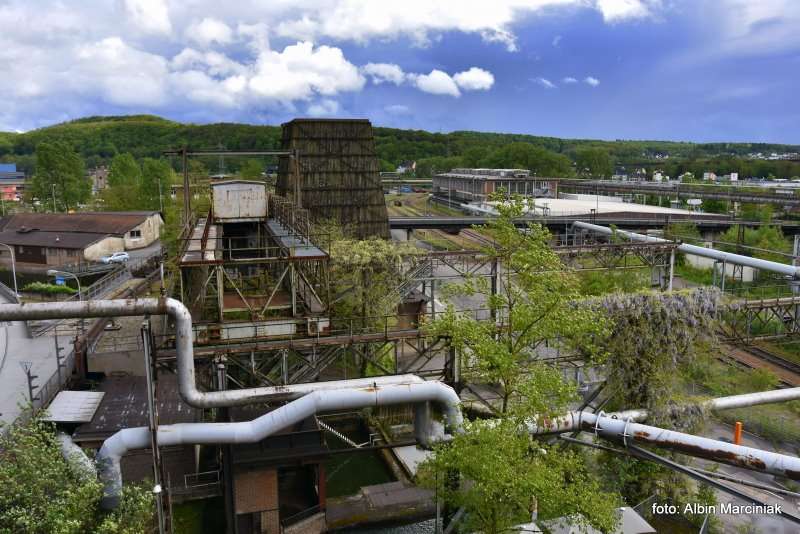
[433, 168, 559, 204]
[277, 119, 389, 239]
[0, 163, 26, 201]
[0, 211, 162, 269]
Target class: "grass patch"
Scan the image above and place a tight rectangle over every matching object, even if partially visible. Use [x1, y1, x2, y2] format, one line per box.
[172, 498, 226, 534]
[682, 350, 800, 445]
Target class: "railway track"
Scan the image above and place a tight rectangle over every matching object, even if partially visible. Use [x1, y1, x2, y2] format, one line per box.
[460, 229, 496, 248]
[721, 343, 800, 387]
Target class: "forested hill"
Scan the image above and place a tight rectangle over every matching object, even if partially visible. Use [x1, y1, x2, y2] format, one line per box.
[2, 114, 800, 178]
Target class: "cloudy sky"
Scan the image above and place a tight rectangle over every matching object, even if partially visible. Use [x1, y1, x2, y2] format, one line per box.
[1, 0, 799, 142]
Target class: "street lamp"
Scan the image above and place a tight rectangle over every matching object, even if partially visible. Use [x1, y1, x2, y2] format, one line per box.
[0, 242, 18, 298]
[47, 269, 83, 334]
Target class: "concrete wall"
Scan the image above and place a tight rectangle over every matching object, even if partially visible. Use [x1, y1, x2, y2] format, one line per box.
[123, 213, 162, 250]
[89, 350, 146, 376]
[44, 247, 83, 266]
[84, 236, 125, 261]
[685, 252, 756, 282]
[283, 512, 325, 534]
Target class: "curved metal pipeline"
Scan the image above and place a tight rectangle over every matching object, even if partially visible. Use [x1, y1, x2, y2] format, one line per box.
[96, 380, 463, 508]
[56, 431, 96, 482]
[572, 220, 800, 279]
[0, 298, 426, 407]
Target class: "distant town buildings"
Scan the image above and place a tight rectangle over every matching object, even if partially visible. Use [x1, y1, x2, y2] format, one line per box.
[747, 151, 800, 160]
[702, 171, 717, 181]
[0, 163, 26, 201]
[88, 166, 109, 194]
[433, 168, 558, 204]
[396, 160, 416, 174]
[0, 211, 162, 271]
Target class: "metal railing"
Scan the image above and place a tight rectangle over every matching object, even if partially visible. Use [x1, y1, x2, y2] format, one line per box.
[0, 279, 19, 303]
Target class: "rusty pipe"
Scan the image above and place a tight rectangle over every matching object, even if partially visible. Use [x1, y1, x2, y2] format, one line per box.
[584, 412, 800, 481]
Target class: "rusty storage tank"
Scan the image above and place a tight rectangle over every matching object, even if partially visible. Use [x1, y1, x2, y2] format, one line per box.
[277, 118, 390, 239]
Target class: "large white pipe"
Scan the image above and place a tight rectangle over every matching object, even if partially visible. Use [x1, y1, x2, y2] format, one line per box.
[584, 412, 800, 481]
[528, 387, 800, 434]
[0, 298, 424, 407]
[573, 221, 800, 279]
[96, 381, 463, 508]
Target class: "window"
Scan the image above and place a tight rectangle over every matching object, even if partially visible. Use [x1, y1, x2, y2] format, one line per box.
[129, 229, 142, 238]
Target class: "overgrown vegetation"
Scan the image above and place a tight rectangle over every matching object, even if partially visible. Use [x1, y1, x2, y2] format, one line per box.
[594, 289, 722, 417]
[22, 281, 77, 295]
[419, 194, 618, 533]
[0, 414, 154, 533]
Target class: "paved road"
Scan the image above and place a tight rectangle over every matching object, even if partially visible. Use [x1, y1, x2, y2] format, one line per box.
[0, 291, 60, 426]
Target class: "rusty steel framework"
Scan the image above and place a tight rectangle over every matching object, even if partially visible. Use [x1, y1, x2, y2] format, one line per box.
[722, 296, 800, 342]
[159, 234, 678, 391]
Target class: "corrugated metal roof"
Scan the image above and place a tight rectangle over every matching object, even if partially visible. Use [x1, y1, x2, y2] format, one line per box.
[73, 374, 200, 441]
[42, 391, 105, 423]
[0, 230, 106, 249]
[0, 211, 160, 235]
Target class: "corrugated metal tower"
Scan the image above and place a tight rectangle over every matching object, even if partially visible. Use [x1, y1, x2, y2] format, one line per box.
[277, 118, 390, 239]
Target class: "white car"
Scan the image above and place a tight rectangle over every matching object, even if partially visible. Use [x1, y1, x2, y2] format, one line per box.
[101, 252, 130, 264]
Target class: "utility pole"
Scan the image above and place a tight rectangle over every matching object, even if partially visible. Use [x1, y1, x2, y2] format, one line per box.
[142, 321, 167, 534]
[216, 355, 237, 534]
[19, 361, 38, 407]
[182, 147, 190, 226]
[51, 183, 57, 212]
[54, 332, 65, 385]
[158, 175, 164, 213]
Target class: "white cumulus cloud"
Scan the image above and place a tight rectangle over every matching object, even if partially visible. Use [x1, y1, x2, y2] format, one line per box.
[75, 37, 169, 106]
[307, 98, 339, 116]
[362, 63, 406, 85]
[595, 0, 660, 23]
[584, 76, 600, 86]
[248, 41, 365, 102]
[186, 17, 234, 47]
[533, 77, 557, 89]
[123, 0, 171, 34]
[453, 67, 495, 91]
[411, 70, 462, 97]
[385, 104, 411, 116]
[562, 76, 578, 83]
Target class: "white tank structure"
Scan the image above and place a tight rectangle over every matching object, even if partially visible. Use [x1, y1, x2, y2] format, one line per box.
[211, 180, 268, 222]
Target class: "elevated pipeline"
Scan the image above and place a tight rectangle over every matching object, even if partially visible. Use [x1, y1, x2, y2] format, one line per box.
[573, 220, 800, 279]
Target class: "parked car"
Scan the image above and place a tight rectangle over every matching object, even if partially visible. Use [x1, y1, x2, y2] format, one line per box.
[100, 252, 130, 264]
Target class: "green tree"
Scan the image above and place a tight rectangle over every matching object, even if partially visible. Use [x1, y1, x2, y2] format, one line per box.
[0, 414, 154, 533]
[575, 147, 614, 178]
[719, 224, 791, 263]
[28, 141, 90, 211]
[141, 158, 175, 210]
[484, 143, 573, 177]
[427, 194, 608, 413]
[108, 153, 141, 188]
[420, 421, 620, 534]
[419, 195, 617, 532]
[239, 159, 264, 180]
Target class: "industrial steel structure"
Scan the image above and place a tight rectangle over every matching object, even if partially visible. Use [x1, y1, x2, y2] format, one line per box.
[277, 119, 390, 239]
